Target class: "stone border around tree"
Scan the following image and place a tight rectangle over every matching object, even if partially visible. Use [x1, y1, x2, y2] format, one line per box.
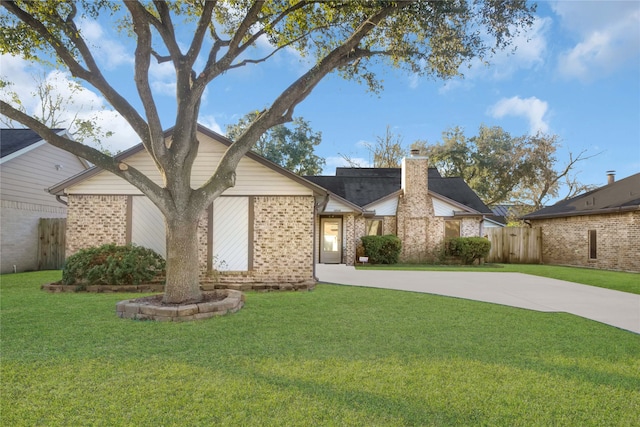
[41, 281, 315, 293]
[116, 290, 245, 322]
[41, 283, 165, 293]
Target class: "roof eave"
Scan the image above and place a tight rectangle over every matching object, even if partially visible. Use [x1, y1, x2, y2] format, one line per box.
[429, 191, 489, 215]
[523, 205, 640, 220]
[49, 124, 330, 197]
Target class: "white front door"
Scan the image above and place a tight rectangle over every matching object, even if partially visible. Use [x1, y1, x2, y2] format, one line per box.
[320, 217, 342, 264]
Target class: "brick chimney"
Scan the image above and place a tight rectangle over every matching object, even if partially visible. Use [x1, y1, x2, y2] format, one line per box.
[607, 171, 616, 185]
[398, 155, 432, 262]
[401, 155, 429, 199]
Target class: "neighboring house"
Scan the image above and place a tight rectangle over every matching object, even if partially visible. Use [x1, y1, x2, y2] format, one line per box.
[0, 128, 89, 273]
[489, 204, 532, 225]
[522, 172, 640, 272]
[48, 125, 494, 286]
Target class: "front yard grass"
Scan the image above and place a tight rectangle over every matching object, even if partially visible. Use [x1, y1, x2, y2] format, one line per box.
[357, 263, 640, 295]
[2, 271, 639, 426]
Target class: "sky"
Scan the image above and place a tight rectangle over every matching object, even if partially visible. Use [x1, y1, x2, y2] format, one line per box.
[1, 1, 639, 199]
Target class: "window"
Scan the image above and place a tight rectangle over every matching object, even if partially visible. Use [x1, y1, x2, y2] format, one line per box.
[589, 229, 597, 260]
[365, 219, 383, 236]
[445, 220, 461, 239]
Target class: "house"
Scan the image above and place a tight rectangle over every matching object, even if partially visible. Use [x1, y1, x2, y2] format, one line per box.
[522, 172, 640, 272]
[48, 125, 493, 287]
[305, 154, 494, 264]
[0, 128, 89, 273]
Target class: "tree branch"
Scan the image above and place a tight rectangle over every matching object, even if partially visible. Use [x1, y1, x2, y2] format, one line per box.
[1, 2, 152, 148]
[123, 2, 167, 167]
[1, 100, 166, 209]
[185, 0, 217, 65]
[192, 3, 408, 207]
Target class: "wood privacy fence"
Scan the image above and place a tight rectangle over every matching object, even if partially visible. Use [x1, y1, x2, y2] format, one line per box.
[485, 227, 541, 264]
[38, 218, 66, 270]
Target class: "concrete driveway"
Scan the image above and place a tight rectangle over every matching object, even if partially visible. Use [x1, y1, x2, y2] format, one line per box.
[316, 264, 640, 334]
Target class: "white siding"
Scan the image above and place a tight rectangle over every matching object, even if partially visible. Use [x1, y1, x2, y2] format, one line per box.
[1, 143, 87, 207]
[324, 197, 357, 213]
[131, 196, 166, 257]
[366, 196, 398, 216]
[67, 132, 314, 196]
[213, 197, 248, 271]
[433, 197, 459, 217]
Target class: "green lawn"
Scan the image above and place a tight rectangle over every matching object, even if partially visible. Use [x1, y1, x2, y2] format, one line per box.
[2, 271, 639, 426]
[357, 263, 640, 295]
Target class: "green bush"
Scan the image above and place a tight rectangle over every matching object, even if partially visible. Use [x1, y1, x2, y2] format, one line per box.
[447, 237, 491, 265]
[62, 244, 166, 286]
[361, 235, 402, 264]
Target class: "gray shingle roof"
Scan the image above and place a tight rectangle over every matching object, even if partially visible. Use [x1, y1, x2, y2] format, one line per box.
[305, 167, 491, 214]
[1, 128, 64, 158]
[522, 172, 640, 219]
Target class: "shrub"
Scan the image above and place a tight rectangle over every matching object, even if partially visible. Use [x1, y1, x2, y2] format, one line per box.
[361, 235, 402, 264]
[447, 237, 491, 265]
[62, 244, 166, 286]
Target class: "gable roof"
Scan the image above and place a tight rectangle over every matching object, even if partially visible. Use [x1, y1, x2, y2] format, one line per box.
[1, 128, 66, 161]
[522, 172, 640, 220]
[48, 124, 328, 197]
[305, 167, 492, 214]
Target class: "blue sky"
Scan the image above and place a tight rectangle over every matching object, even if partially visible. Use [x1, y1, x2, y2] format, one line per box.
[2, 1, 639, 196]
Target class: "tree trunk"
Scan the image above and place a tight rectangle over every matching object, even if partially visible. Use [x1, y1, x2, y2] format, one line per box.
[163, 215, 203, 304]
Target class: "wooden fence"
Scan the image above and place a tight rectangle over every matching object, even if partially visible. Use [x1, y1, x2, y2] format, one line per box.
[38, 218, 66, 270]
[485, 227, 541, 264]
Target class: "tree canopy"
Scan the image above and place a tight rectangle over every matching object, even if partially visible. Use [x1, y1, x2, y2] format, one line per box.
[420, 125, 597, 209]
[0, 1, 536, 304]
[226, 112, 325, 175]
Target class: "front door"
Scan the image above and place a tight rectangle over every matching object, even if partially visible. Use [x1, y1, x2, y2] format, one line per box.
[320, 217, 342, 264]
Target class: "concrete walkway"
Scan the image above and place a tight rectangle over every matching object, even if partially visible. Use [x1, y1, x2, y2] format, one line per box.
[316, 264, 640, 334]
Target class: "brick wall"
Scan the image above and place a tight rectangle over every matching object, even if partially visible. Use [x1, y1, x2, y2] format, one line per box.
[66, 194, 317, 283]
[461, 217, 481, 237]
[251, 196, 315, 282]
[531, 211, 640, 272]
[66, 195, 128, 256]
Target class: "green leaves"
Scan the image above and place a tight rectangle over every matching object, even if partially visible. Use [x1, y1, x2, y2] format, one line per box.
[62, 243, 166, 287]
[227, 111, 325, 175]
[361, 235, 402, 264]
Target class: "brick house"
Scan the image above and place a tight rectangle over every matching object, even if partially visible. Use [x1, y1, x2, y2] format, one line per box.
[305, 156, 496, 265]
[1, 128, 89, 273]
[522, 172, 640, 272]
[49, 125, 493, 286]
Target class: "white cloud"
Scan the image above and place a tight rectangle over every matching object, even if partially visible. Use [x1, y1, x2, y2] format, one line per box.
[198, 114, 223, 135]
[552, 1, 640, 81]
[487, 16, 550, 79]
[488, 96, 550, 134]
[77, 19, 134, 70]
[1, 55, 138, 153]
[433, 16, 549, 91]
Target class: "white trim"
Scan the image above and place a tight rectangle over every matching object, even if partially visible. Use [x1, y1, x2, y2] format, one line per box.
[0, 130, 86, 166]
[1, 140, 47, 164]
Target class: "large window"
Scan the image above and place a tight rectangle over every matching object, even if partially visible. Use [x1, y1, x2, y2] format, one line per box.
[366, 219, 383, 236]
[445, 220, 461, 239]
[589, 229, 597, 260]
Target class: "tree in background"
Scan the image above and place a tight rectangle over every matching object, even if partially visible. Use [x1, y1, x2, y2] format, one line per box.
[341, 125, 406, 168]
[226, 112, 325, 175]
[0, 1, 535, 305]
[0, 72, 113, 151]
[420, 125, 597, 209]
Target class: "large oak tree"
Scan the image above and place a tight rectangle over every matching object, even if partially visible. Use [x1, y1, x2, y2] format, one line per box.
[0, 0, 534, 304]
